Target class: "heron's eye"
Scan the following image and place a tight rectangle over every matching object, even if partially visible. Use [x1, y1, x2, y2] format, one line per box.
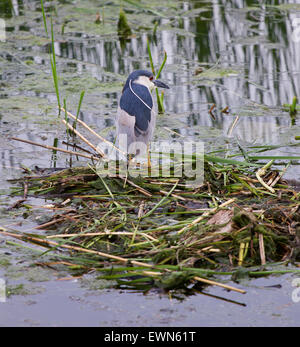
[149, 76, 154, 81]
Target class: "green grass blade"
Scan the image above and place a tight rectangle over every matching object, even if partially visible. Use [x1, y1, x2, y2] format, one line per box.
[147, 39, 155, 75]
[73, 90, 85, 129]
[203, 155, 261, 167]
[40, 0, 48, 36]
[147, 40, 167, 113]
[141, 180, 178, 219]
[50, 18, 60, 110]
[156, 50, 167, 80]
[248, 155, 300, 161]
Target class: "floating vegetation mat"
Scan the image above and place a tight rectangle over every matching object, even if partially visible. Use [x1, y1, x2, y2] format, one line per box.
[3, 148, 300, 294]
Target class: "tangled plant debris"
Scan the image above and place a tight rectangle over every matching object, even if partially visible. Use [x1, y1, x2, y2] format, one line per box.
[4, 123, 300, 294]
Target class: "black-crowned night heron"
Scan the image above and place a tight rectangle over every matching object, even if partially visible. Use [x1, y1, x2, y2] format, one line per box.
[116, 70, 169, 161]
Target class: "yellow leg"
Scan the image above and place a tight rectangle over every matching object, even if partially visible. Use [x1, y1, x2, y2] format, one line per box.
[147, 144, 151, 166]
[123, 154, 132, 187]
[147, 143, 151, 176]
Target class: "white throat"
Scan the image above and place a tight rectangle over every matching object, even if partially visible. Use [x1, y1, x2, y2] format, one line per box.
[134, 75, 155, 91]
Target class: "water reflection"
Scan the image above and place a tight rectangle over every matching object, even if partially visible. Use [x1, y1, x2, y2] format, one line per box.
[50, 0, 300, 136]
[0, 0, 300, 178]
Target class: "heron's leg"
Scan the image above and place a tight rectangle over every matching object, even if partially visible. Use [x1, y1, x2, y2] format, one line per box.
[126, 154, 130, 171]
[127, 153, 134, 171]
[147, 143, 151, 171]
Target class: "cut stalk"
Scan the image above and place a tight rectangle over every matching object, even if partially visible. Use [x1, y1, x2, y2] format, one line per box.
[10, 137, 100, 161]
[61, 119, 105, 158]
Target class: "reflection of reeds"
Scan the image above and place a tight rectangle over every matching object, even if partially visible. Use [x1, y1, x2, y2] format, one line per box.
[117, 8, 132, 38]
[290, 96, 298, 115]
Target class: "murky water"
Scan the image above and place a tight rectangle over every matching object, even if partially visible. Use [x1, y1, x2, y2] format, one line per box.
[0, 0, 300, 326]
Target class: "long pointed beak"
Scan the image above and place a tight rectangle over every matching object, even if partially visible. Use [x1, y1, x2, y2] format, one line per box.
[153, 79, 169, 89]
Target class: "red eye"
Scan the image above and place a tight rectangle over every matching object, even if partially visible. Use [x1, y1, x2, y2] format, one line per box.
[149, 76, 154, 81]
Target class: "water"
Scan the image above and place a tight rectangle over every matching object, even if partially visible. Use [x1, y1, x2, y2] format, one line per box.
[0, 0, 300, 326]
[0, 273, 299, 327]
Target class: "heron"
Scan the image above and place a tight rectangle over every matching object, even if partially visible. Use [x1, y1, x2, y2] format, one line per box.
[116, 69, 169, 164]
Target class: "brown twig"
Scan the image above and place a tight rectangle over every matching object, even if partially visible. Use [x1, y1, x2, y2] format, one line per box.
[209, 104, 216, 120]
[7, 199, 27, 210]
[193, 276, 246, 294]
[62, 141, 94, 155]
[228, 115, 239, 137]
[23, 181, 28, 199]
[258, 233, 266, 265]
[61, 107, 127, 156]
[10, 137, 100, 161]
[0, 229, 153, 268]
[124, 178, 152, 197]
[61, 119, 105, 158]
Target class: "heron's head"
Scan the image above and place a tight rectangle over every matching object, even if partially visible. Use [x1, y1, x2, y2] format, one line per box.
[123, 70, 169, 92]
